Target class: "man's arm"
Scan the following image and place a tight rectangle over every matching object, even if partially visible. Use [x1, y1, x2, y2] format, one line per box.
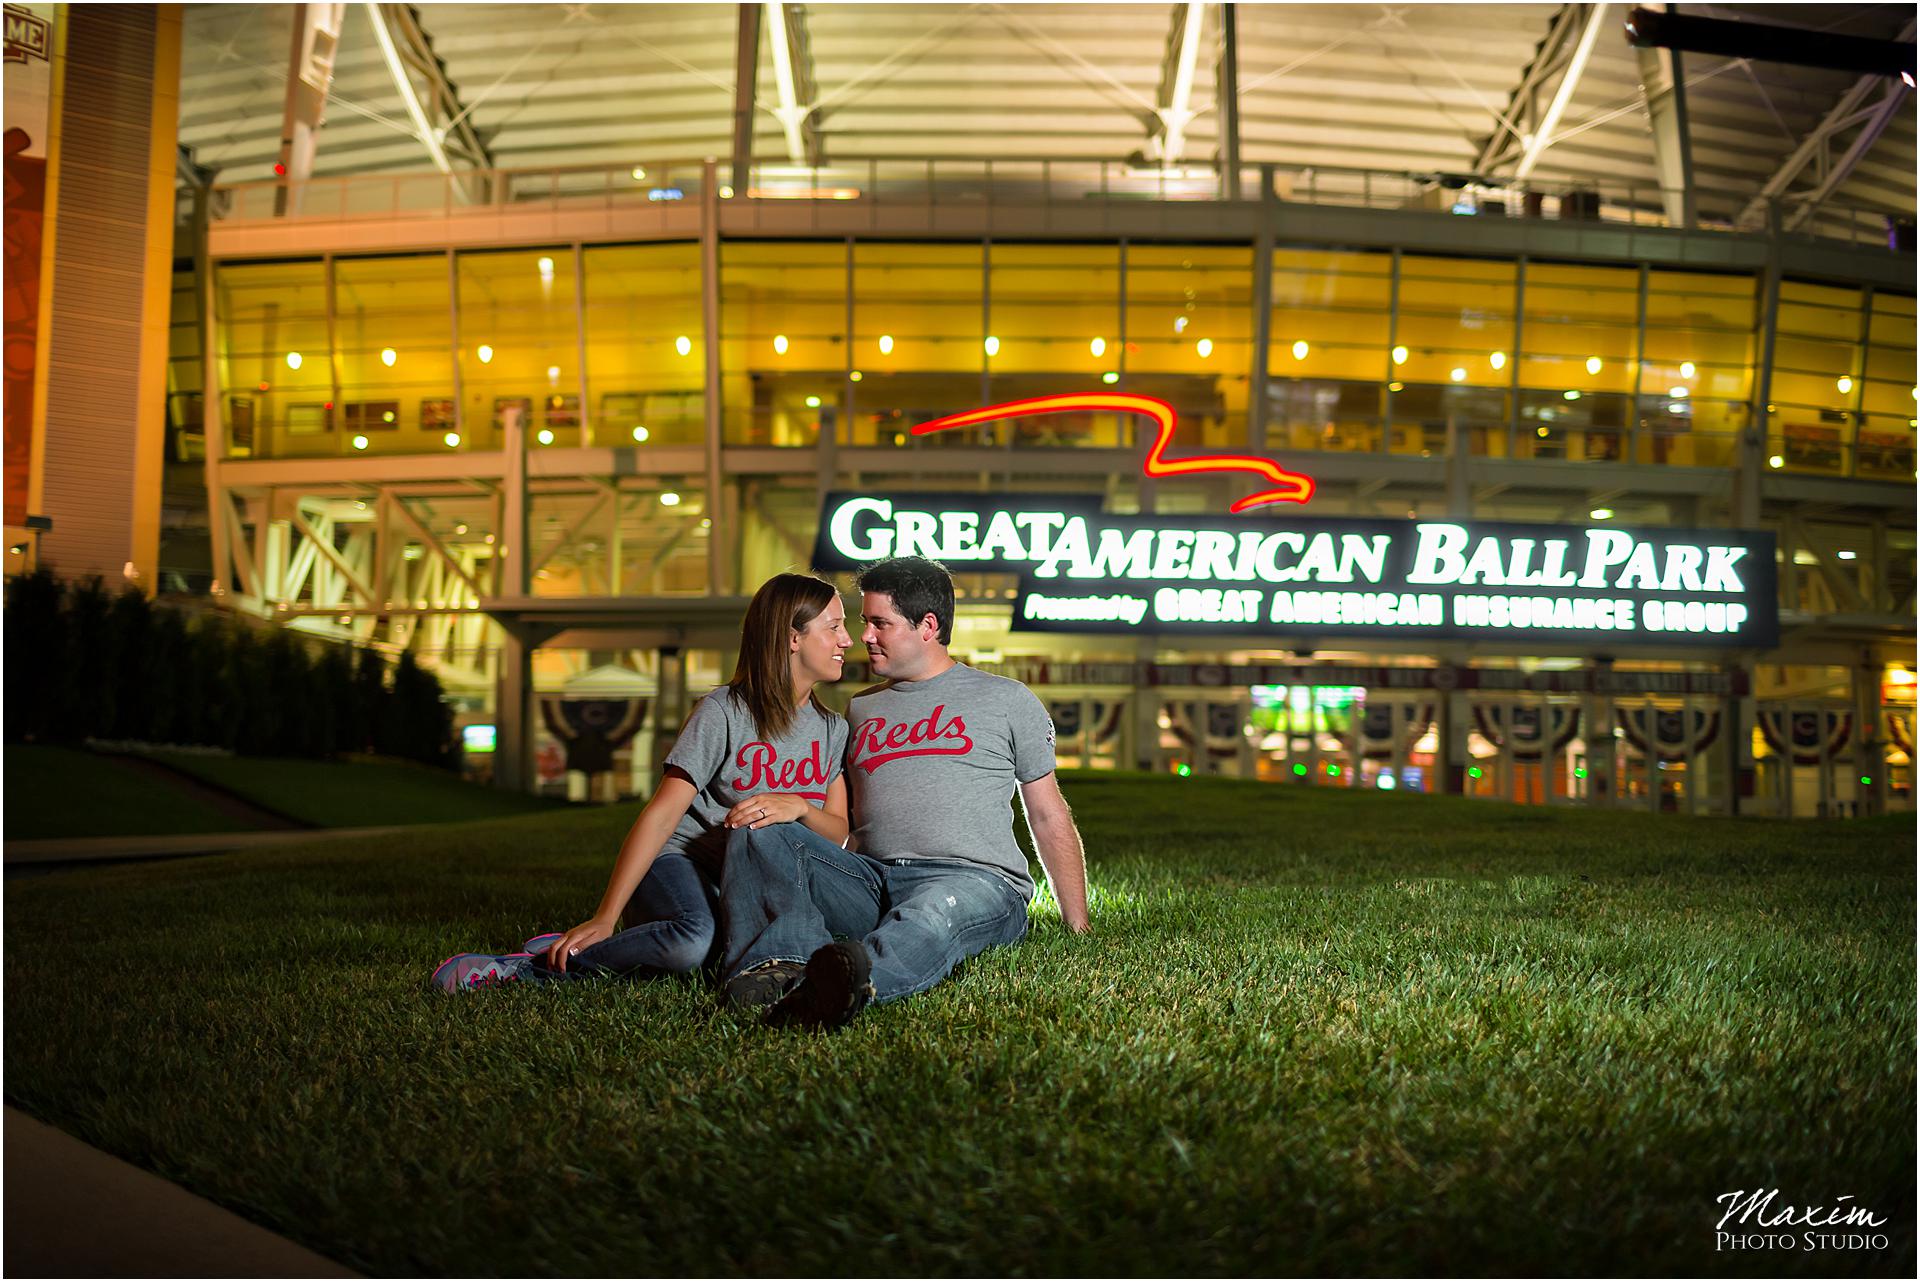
[1018, 772, 1090, 933]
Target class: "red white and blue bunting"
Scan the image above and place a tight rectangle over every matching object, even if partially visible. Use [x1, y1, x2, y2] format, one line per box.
[1164, 701, 1246, 760]
[1047, 700, 1126, 750]
[1617, 705, 1722, 762]
[1473, 703, 1583, 762]
[1887, 711, 1913, 756]
[1755, 708, 1853, 765]
[1351, 701, 1434, 761]
[539, 697, 649, 774]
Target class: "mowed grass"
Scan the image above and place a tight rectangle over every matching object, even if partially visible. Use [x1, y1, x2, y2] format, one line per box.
[139, 751, 564, 828]
[4, 775, 1912, 1276]
[3, 746, 255, 839]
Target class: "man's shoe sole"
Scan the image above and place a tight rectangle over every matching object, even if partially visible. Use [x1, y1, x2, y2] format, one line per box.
[763, 941, 875, 1031]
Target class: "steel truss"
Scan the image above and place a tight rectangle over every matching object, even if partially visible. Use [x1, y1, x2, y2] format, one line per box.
[209, 475, 711, 694]
[367, 3, 495, 204]
[1736, 19, 1917, 233]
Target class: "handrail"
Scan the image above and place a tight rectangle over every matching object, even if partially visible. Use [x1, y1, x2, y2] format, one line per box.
[205, 158, 1913, 254]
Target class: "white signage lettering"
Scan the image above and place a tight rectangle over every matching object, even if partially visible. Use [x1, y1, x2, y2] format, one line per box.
[816, 495, 1773, 643]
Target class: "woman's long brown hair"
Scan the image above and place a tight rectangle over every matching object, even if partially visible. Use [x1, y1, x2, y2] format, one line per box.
[727, 573, 838, 740]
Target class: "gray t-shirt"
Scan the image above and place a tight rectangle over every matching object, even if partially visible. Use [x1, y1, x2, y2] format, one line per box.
[846, 663, 1056, 898]
[663, 687, 849, 875]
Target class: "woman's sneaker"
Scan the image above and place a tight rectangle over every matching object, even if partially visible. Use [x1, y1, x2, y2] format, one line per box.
[430, 953, 534, 993]
[762, 941, 875, 1031]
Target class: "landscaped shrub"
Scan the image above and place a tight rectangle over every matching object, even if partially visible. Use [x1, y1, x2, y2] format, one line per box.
[2, 569, 456, 768]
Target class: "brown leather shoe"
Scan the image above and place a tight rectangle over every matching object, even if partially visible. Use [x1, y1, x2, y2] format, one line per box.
[762, 940, 875, 1032]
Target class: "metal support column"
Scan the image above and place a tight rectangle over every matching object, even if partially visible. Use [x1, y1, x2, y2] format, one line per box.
[1632, 262, 1648, 463]
[651, 645, 688, 776]
[1724, 661, 1755, 817]
[1740, 217, 1783, 527]
[1384, 248, 1400, 451]
[196, 183, 230, 599]
[1855, 647, 1886, 816]
[1248, 214, 1273, 458]
[1509, 256, 1526, 455]
[699, 157, 728, 593]
[1216, 3, 1241, 201]
[324, 253, 341, 432]
[494, 628, 533, 792]
[1584, 657, 1618, 807]
[573, 242, 591, 448]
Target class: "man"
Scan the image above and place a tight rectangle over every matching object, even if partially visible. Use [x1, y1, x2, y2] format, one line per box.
[719, 555, 1091, 1031]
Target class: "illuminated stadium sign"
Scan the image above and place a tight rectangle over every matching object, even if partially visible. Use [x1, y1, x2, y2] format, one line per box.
[811, 493, 1779, 648]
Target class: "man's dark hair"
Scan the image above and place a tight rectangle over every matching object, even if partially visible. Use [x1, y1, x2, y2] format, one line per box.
[857, 556, 955, 645]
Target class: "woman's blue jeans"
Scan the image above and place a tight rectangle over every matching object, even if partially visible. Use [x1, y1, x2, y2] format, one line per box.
[720, 824, 1029, 1003]
[526, 852, 720, 980]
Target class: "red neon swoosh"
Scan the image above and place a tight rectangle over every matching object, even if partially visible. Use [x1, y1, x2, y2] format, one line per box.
[909, 393, 1315, 512]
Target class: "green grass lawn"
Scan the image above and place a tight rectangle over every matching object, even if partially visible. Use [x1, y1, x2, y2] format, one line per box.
[135, 751, 564, 829]
[3, 746, 257, 839]
[4, 776, 1912, 1275]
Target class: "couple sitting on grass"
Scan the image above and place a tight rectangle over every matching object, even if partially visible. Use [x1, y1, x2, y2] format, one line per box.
[432, 556, 1091, 1031]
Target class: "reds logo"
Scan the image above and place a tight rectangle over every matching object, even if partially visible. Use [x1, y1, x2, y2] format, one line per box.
[852, 704, 973, 773]
[732, 740, 829, 800]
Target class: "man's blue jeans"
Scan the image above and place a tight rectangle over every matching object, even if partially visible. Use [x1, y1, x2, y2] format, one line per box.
[721, 824, 1029, 1003]
[526, 852, 720, 980]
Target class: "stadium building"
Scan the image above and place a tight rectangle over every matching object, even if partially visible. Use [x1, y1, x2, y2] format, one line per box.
[7, 2, 1915, 816]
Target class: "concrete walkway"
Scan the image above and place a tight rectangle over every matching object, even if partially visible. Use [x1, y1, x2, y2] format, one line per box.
[5, 826, 416, 866]
[4, 1108, 358, 1277]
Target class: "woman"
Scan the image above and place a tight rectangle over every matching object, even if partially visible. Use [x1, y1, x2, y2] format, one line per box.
[431, 573, 852, 991]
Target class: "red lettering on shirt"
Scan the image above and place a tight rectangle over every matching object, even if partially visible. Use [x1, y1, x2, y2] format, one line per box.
[851, 705, 973, 773]
[731, 740, 828, 800]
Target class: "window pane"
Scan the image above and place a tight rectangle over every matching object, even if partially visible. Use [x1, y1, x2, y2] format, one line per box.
[1398, 254, 1517, 390]
[583, 243, 703, 447]
[215, 259, 329, 458]
[988, 243, 1125, 447]
[1520, 261, 1636, 394]
[850, 242, 982, 446]
[456, 249, 578, 452]
[1125, 244, 1252, 449]
[335, 253, 453, 455]
[1272, 248, 1391, 378]
[721, 241, 844, 447]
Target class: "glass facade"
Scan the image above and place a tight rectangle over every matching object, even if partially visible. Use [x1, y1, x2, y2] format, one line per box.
[721, 241, 843, 447]
[166, 271, 202, 461]
[851, 241, 983, 446]
[1398, 254, 1519, 457]
[1641, 269, 1753, 467]
[457, 249, 579, 453]
[1126, 244, 1252, 451]
[214, 259, 329, 457]
[1769, 280, 1918, 478]
[1267, 248, 1391, 453]
[336, 252, 454, 453]
[987, 243, 1127, 447]
[583, 243, 703, 448]
[190, 241, 1914, 480]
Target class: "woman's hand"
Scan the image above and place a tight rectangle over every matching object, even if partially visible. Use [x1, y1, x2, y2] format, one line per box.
[723, 793, 812, 830]
[547, 919, 615, 972]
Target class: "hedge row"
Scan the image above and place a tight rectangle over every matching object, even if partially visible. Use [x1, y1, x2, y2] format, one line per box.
[4, 570, 455, 767]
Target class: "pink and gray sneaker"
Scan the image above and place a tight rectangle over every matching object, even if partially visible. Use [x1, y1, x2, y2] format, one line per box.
[430, 952, 534, 993]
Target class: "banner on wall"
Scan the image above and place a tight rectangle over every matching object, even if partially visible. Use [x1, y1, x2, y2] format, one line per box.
[4, 3, 54, 528]
[814, 493, 1780, 649]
